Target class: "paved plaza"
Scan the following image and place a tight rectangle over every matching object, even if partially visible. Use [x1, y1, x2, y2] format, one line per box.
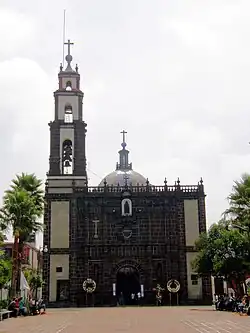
[0, 306, 249, 333]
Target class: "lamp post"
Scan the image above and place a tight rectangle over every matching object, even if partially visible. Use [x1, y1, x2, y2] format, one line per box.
[38, 246, 48, 272]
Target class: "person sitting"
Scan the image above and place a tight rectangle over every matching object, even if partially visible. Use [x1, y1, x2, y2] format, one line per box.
[238, 296, 247, 314]
[29, 298, 38, 315]
[38, 298, 46, 314]
[19, 297, 27, 316]
[8, 298, 18, 318]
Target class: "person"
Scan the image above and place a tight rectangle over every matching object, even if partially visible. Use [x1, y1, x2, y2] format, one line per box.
[19, 297, 27, 316]
[238, 296, 247, 314]
[213, 294, 218, 310]
[137, 292, 141, 306]
[119, 292, 124, 306]
[8, 298, 18, 318]
[29, 298, 38, 315]
[38, 298, 46, 314]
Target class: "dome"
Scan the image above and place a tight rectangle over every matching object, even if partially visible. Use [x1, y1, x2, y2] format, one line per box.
[98, 130, 147, 187]
[99, 169, 147, 187]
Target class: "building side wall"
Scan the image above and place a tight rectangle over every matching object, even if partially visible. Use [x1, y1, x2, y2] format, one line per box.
[49, 254, 69, 302]
[186, 252, 202, 299]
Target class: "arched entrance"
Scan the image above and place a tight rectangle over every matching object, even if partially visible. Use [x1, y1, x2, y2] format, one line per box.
[116, 265, 141, 305]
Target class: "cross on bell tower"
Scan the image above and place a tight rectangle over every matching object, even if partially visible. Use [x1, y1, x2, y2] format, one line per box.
[64, 39, 74, 72]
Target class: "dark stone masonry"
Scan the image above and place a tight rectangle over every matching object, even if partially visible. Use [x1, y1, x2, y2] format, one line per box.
[42, 40, 212, 307]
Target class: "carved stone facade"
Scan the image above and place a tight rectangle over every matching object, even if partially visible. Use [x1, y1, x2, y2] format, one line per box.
[43, 41, 212, 307]
[43, 183, 212, 306]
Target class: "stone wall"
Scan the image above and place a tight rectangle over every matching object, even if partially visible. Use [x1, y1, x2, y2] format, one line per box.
[43, 186, 212, 306]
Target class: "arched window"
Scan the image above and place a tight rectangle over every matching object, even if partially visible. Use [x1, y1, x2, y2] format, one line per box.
[62, 139, 73, 174]
[121, 198, 132, 216]
[124, 201, 130, 214]
[66, 81, 72, 91]
[64, 104, 73, 123]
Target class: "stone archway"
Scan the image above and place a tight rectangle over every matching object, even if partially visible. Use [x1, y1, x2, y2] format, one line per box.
[116, 265, 141, 305]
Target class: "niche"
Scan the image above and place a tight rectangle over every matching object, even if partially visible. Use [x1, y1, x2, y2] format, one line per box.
[121, 198, 132, 216]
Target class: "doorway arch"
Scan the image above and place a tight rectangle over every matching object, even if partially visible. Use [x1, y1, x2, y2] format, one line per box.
[116, 265, 141, 305]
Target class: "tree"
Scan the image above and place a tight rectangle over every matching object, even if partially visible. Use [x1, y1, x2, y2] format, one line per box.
[224, 173, 250, 229]
[5, 173, 44, 217]
[0, 173, 44, 296]
[0, 231, 12, 309]
[0, 231, 11, 289]
[192, 220, 250, 295]
[23, 268, 44, 299]
[0, 253, 11, 289]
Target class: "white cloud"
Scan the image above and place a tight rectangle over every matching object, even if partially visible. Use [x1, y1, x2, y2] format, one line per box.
[1, 1, 250, 237]
[0, 9, 37, 60]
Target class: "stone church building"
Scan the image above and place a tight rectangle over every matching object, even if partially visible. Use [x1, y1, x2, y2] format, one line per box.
[43, 41, 212, 306]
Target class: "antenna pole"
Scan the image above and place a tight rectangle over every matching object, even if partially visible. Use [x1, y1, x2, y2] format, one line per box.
[62, 9, 66, 68]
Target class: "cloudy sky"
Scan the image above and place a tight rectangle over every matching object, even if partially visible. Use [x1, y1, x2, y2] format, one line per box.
[1, 0, 250, 234]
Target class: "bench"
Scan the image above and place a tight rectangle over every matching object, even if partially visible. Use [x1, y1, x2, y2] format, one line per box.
[0, 309, 12, 321]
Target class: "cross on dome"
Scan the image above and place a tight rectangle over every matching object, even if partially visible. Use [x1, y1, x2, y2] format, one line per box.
[120, 130, 127, 148]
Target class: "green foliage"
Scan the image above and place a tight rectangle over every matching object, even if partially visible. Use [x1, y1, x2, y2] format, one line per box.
[192, 221, 250, 289]
[0, 300, 9, 309]
[193, 173, 250, 293]
[0, 233, 11, 289]
[6, 173, 44, 217]
[0, 173, 44, 296]
[0, 254, 11, 289]
[0, 189, 42, 237]
[0, 173, 44, 239]
[23, 268, 44, 296]
[224, 173, 250, 229]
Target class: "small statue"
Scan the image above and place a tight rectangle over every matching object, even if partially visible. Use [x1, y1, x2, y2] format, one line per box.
[153, 284, 165, 306]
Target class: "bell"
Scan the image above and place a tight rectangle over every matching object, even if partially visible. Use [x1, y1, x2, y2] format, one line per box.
[64, 160, 71, 167]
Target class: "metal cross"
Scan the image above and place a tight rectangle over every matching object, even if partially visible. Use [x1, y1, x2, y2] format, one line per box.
[120, 130, 127, 145]
[92, 219, 99, 239]
[64, 39, 74, 56]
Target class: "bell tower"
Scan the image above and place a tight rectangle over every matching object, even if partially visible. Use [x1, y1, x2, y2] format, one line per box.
[48, 39, 87, 184]
[43, 40, 87, 305]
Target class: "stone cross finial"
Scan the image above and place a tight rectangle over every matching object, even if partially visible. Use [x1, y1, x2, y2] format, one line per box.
[120, 130, 127, 148]
[64, 39, 74, 56]
[64, 39, 74, 71]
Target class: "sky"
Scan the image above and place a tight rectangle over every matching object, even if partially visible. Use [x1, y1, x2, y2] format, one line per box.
[1, 0, 250, 243]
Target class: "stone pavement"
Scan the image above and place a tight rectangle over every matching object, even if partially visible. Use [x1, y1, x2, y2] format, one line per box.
[0, 306, 250, 333]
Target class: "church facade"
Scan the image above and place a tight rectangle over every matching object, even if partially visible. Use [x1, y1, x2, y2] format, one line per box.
[42, 41, 212, 307]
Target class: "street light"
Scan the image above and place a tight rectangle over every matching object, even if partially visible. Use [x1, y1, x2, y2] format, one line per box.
[40, 245, 48, 253]
[37, 245, 48, 273]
